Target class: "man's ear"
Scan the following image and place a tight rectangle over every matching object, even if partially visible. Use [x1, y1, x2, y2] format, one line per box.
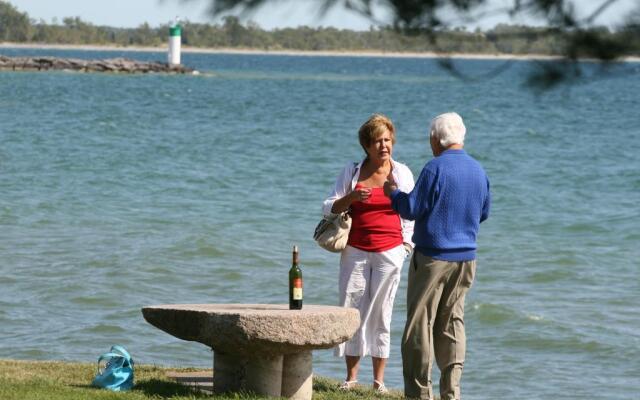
[429, 135, 440, 156]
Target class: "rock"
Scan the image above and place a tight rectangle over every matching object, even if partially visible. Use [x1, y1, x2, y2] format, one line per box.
[0, 55, 195, 74]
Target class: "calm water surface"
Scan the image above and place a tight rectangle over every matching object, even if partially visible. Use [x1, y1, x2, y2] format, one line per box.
[1, 48, 639, 399]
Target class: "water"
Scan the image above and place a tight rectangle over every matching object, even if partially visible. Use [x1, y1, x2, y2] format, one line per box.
[1, 47, 639, 399]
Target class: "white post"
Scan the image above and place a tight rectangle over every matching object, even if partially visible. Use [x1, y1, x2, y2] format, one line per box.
[168, 19, 181, 66]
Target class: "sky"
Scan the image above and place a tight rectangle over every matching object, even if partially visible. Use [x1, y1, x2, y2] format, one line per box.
[6, 0, 638, 31]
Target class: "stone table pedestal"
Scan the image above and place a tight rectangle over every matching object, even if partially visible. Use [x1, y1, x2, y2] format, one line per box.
[142, 304, 360, 400]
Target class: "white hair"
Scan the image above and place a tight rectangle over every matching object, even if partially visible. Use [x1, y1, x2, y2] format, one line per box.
[430, 112, 466, 147]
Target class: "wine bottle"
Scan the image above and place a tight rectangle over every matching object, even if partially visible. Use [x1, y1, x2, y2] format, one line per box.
[289, 245, 303, 310]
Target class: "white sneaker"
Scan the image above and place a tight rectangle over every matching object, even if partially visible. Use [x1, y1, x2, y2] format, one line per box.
[339, 380, 358, 390]
[374, 380, 389, 394]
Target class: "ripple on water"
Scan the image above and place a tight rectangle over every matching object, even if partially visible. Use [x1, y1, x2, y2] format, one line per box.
[527, 267, 578, 283]
[563, 221, 610, 234]
[12, 349, 49, 359]
[141, 265, 174, 275]
[0, 276, 18, 285]
[502, 329, 611, 355]
[625, 231, 640, 241]
[109, 308, 145, 319]
[218, 270, 243, 281]
[170, 239, 225, 259]
[70, 294, 121, 308]
[468, 302, 521, 325]
[81, 323, 127, 335]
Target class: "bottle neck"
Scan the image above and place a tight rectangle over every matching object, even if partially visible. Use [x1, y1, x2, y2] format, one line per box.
[292, 251, 299, 266]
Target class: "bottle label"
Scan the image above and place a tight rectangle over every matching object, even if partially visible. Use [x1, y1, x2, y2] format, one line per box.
[293, 278, 303, 300]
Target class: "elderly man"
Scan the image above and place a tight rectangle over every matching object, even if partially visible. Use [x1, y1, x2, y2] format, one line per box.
[384, 112, 490, 400]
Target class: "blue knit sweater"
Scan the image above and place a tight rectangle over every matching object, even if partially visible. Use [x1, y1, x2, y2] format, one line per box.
[390, 149, 490, 261]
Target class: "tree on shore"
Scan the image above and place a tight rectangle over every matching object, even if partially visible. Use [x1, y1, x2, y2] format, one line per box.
[0, 1, 30, 41]
[1, 0, 639, 88]
[189, 0, 640, 88]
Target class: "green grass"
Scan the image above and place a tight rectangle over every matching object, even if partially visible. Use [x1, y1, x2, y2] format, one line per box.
[0, 359, 404, 400]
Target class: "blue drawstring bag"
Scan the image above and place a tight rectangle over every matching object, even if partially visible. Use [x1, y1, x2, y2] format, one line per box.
[92, 345, 134, 391]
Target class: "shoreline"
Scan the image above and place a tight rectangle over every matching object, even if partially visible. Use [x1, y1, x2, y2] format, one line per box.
[3, 42, 639, 62]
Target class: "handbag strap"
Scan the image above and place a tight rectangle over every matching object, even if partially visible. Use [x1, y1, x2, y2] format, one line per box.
[110, 345, 132, 362]
[96, 353, 125, 373]
[345, 161, 359, 212]
[350, 161, 358, 189]
[97, 352, 126, 364]
[97, 346, 133, 370]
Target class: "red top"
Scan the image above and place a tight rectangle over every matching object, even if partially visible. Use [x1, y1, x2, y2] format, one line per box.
[348, 184, 403, 252]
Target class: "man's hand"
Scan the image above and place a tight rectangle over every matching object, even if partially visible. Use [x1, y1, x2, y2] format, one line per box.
[403, 242, 413, 258]
[383, 179, 397, 197]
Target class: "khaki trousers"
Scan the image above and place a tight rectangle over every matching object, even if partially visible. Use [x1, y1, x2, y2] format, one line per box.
[402, 251, 476, 400]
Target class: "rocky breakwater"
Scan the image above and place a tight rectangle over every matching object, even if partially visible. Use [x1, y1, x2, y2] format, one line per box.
[0, 55, 195, 74]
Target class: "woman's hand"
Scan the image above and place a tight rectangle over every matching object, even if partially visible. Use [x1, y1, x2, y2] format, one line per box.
[331, 187, 372, 214]
[350, 187, 372, 203]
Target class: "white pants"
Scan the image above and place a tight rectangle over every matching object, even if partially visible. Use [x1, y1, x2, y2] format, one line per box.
[335, 244, 406, 359]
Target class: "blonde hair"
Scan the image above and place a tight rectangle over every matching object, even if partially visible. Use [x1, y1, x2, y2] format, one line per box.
[358, 114, 396, 152]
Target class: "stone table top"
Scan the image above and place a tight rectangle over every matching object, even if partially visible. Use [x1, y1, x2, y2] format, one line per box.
[142, 304, 360, 356]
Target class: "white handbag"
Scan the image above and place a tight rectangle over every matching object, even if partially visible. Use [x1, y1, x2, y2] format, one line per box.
[315, 162, 358, 252]
[313, 212, 352, 253]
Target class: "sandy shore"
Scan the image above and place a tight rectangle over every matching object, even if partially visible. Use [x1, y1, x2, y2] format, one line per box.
[2, 42, 639, 62]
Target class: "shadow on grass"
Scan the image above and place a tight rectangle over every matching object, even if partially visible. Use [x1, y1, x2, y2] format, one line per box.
[133, 378, 210, 398]
[313, 377, 339, 393]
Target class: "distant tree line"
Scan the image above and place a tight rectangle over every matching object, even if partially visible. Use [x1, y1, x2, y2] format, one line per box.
[1, 1, 639, 56]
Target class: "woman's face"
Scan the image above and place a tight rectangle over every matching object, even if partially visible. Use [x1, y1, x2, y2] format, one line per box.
[366, 130, 393, 162]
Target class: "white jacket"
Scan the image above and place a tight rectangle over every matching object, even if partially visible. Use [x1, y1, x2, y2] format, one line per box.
[322, 159, 415, 248]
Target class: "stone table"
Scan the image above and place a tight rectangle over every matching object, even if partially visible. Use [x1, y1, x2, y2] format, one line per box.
[142, 304, 360, 400]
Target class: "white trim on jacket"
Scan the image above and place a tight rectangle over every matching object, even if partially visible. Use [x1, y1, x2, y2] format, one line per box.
[322, 158, 415, 248]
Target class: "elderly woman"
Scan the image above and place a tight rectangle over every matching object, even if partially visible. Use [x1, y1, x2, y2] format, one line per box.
[322, 114, 414, 393]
